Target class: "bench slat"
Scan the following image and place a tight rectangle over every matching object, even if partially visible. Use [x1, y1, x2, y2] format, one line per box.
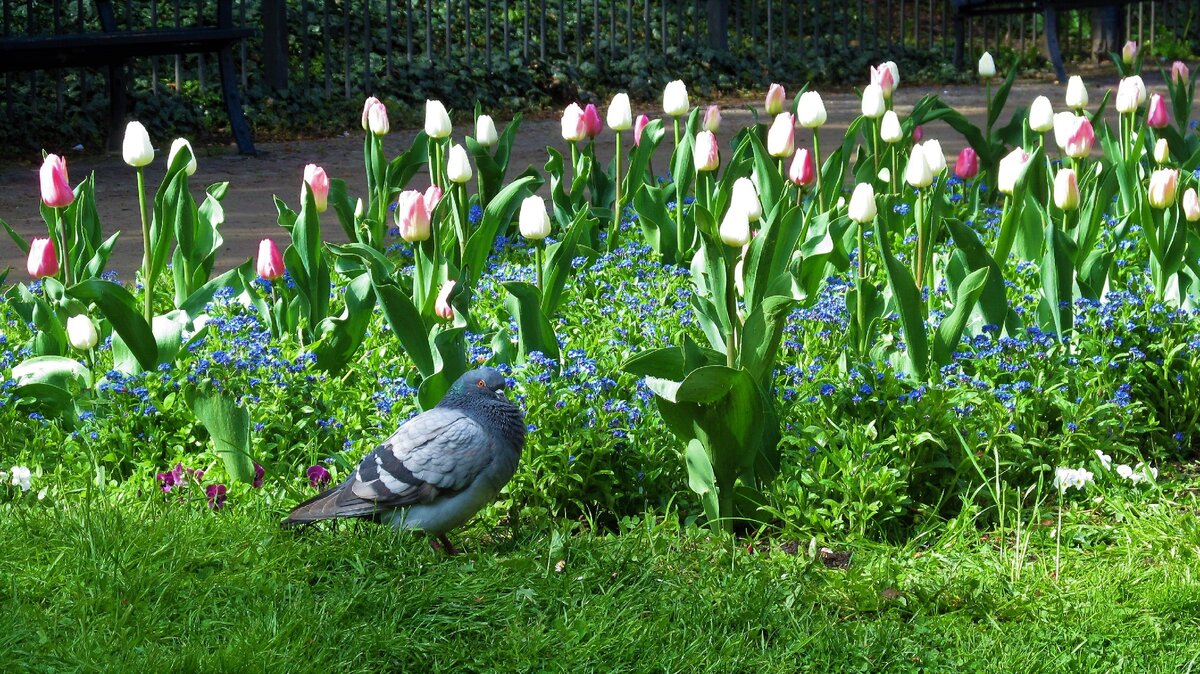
[0, 28, 255, 73]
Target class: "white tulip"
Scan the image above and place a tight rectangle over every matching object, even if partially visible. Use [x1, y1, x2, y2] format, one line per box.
[880, 111, 903, 143]
[607, 92, 633, 131]
[796, 91, 827, 128]
[475, 114, 499, 147]
[847, 183, 877, 224]
[519, 195, 551, 241]
[662, 80, 690, 117]
[122, 121, 154, 167]
[1028, 96, 1054, 133]
[425, 100, 452, 139]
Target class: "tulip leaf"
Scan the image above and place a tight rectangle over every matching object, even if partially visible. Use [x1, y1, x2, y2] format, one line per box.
[186, 387, 254, 484]
[541, 208, 594, 317]
[946, 218, 1016, 335]
[416, 326, 468, 411]
[623, 118, 665, 196]
[2, 216, 29, 254]
[933, 267, 990, 368]
[462, 175, 541, 288]
[632, 184, 678, 262]
[739, 295, 796, 389]
[1040, 220, 1076, 340]
[67, 279, 157, 371]
[875, 210, 929, 380]
[622, 347, 686, 381]
[685, 438, 720, 527]
[312, 273, 376, 373]
[501, 281, 560, 367]
[12, 355, 92, 391]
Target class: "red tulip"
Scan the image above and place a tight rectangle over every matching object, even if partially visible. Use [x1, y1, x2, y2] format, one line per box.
[954, 147, 979, 180]
[39, 154, 74, 208]
[27, 237, 58, 279]
[256, 239, 284, 280]
[582, 104, 603, 139]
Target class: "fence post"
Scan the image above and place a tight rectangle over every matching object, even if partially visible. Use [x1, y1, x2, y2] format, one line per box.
[707, 0, 728, 50]
[262, 0, 289, 90]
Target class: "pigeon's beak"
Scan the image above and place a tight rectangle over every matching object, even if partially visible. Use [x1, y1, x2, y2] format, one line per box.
[494, 388, 507, 401]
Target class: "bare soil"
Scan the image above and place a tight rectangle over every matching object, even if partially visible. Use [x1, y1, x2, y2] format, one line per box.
[0, 70, 1190, 281]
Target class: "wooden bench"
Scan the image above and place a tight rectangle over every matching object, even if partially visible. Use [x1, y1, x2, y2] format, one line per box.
[0, 0, 256, 155]
[952, 0, 1130, 83]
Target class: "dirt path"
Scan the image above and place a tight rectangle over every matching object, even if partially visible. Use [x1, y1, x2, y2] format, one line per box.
[0, 72, 1190, 281]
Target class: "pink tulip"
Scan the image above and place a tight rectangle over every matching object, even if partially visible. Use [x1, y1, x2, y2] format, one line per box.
[954, 147, 979, 180]
[423, 185, 443, 214]
[912, 125, 924, 143]
[1147, 94, 1169, 129]
[27, 237, 58, 279]
[1148, 168, 1178, 209]
[435, 280, 456, 321]
[361, 96, 382, 131]
[788, 148, 815, 187]
[767, 113, 795, 158]
[395, 190, 431, 242]
[1063, 117, 1095, 159]
[561, 103, 587, 142]
[765, 83, 785, 115]
[257, 239, 284, 280]
[1183, 188, 1200, 222]
[633, 115, 651, 147]
[870, 64, 895, 98]
[1171, 61, 1190, 85]
[301, 164, 330, 213]
[582, 103, 603, 139]
[39, 154, 74, 208]
[1121, 40, 1138, 65]
[703, 105, 722, 133]
[367, 102, 389, 136]
[693, 130, 719, 172]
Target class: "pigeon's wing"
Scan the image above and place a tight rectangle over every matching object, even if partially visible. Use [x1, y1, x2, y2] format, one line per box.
[338, 406, 500, 510]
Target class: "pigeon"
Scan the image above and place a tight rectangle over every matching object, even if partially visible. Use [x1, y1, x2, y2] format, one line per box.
[282, 367, 525, 553]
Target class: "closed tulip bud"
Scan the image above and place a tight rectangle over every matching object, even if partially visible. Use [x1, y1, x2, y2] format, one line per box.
[955, 147, 980, 180]
[734, 259, 745, 297]
[1029, 95, 1055, 132]
[767, 113, 795, 158]
[870, 63, 896, 98]
[519, 195, 552, 241]
[446, 144, 473, 183]
[39, 154, 73, 208]
[765, 83, 785, 114]
[122, 121, 154, 167]
[581, 104, 602, 138]
[475, 114, 499, 146]
[1171, 61, 1190, 85]
[662, 80, 690, 117]
[1121, 40, 1138, 65]
[1063, 117, 1095, 159]
[796, 91, 827, 128]
[1147, 94, 1169, 128]
[1154, 138, 1170, 164]
[912, 125, 924, 143]
[633, 114, 651, 147]
[607, 93, 633, 131]
[1054, 169, 1079, 211]
[997, 148, 1031, 195]
[395, 190, 431, 242]
[719, 205, 751, 248]
[301, 164, 330, 212]
[423, 185, 443, 214]
[361, 96, 381, 130]
[861, 84, 886, 119]
[731, 177, 762, 223]
[1116, 76, 1147, 113]
[368, 102, 390, 136]
[167, 138, 197, 176]
[424, 100, 451, 138]
[789, 148, 816, 187]
[66, 314, 98, 351]
[905, 145, 933, 188]
[435, 281, 456, 321]
[257, 239, 284, 280]
[877, 167, 891, 183]
[561, 103, 587, 142]
[978, 51, 996, 79]
[354, 198, 364, 219]
[847, 183, 877, 224]
[693, 130, 720, 172]
[1147, 169, 1178, 209]
[703, 105, 722, 133]
[1065, 75, 1089, 110]
[921, 139, 947, 174]
[880, 111, 903, 143]
[26, 237, 58, 279]
[1182, 188, 1200, 222]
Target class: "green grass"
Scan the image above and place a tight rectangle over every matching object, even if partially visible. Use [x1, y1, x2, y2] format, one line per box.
[3, 495, 1200, 673]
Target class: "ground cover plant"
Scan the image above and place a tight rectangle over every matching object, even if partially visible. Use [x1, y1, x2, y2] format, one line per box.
[3, 46, 1200, 669]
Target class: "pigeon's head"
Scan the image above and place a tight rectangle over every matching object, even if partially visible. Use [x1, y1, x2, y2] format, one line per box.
[451, 367, 510, 402]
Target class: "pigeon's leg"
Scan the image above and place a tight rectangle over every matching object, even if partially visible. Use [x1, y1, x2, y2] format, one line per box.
[434, 533, 459, 556]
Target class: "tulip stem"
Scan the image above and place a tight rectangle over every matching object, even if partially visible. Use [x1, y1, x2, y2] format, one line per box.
[915, 189, 926, 298]
[451, 183, 468, 266]
[673, 117, 685, 261]
[136, 166, 152, 322]
[534, 241, 544, 293]
[611, 131, 622, 252]
[54, 206, 71, 287]
[858, 216, 870, 355]
[985, 80, 993, 141]
[724, 254, 738, 369]
[812, 129, 823, 210]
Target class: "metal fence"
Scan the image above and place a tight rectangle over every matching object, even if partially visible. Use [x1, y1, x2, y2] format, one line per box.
[1, 0, 1194, 121]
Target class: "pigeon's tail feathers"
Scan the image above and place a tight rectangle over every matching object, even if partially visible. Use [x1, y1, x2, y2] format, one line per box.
[281, 482, 378, 528]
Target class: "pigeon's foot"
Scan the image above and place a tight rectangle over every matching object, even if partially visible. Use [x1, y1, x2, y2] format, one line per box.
[431, 533, 460, 556]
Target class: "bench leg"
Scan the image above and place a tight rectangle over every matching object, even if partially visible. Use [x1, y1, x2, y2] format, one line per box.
[1043, 7, 1068, 83]
[953, 15, 965, 71]
[106, 62, 129, 154]
[217, 45, 256, 156]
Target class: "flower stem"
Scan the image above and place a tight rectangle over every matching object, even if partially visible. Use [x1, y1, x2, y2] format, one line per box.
[725, 254, 738, 369]
[915, 189, 926, 296]
[812, 129, 823, 210]
[611, 131, 622, 252]
[673, 117, 685, 261]
[535, 241, 544, 293]
[136, 167, 152, 322]
[55, 206, 71, 286]
[858, 216, 869, 355]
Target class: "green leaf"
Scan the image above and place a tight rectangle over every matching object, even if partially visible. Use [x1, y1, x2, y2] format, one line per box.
[685, 439, 720, 527]
[67, 279, 157, 371]
[12, 355, 92, 390]
[946, 219, 1016, 334]
[632, 184, 678, 262]
[311, 273, 376, 373]
[501, 281, 560, 366]
[1040, 221, 1075, 339]
[622, 347, 686, 381]
[540, 209, 595, 316]
[932, 267, 989, 368]
[186, 388, 254, 484]
[462, 175, 541, 288]
[875, 210, 929, 380]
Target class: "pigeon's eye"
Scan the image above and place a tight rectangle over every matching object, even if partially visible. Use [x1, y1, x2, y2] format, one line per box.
[477, 379, 487, 388]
